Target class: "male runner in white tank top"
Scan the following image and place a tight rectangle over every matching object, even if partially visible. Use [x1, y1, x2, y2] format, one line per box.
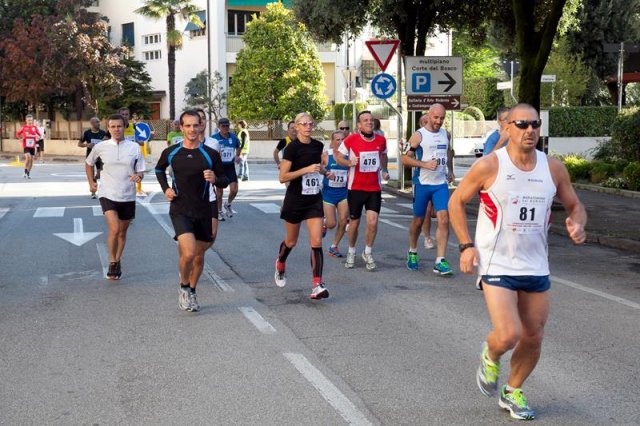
[402, 103, 454, 274]
[448, 103, 587, 420]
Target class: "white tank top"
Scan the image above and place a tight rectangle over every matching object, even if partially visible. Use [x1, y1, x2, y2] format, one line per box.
[475, 148, 556, 276]
[414, 127, 449, 185]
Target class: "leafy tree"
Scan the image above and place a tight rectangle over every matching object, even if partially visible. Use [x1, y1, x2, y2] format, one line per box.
[184, 70, 227, 122]
[228, 2, 327, 121]
[135, 0, 203, 120]
[540, 38, 591, 107]
[453, 30, 501, 80]
[101, 56, 154, 117]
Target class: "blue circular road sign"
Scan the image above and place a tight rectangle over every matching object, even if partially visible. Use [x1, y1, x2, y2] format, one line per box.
[371, 73, 397, 100]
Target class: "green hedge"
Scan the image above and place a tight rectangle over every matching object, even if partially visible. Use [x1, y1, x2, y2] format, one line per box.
[548, 106, 618, 137]
[610, 107, 640, 162]
[333, 102, 368, 122]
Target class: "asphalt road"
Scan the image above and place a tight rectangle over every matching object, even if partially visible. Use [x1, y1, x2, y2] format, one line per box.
[0, 159, 638, 425]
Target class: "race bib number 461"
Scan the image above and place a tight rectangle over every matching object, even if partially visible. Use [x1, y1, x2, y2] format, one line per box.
[302, 172, 322, 195]
[359, 151, 380, 173]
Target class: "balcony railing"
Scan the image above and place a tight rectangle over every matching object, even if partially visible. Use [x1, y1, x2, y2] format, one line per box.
[226, 35, 334, 53]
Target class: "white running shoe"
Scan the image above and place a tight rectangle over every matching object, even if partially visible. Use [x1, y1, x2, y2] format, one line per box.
[345, 252, 356, 269]
[274, 261, 286, 287]
[224, 202, 233, 218]
[424, 236, 434, 249]
[188, 292, 200, 312]
[218, 211, 226, 221]
[309, 283, 329, 299]
[178, 288, 192, 311]
[362, 252, 376, 271]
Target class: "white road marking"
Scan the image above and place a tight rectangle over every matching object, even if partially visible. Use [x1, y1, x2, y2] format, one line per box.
[250, 202, 281, 214]
[34, 207, 65, 217]
[378, 218, 407, 230]
[398, 203, 414, 210]
[552, 276, 640, 310]
[39, 276, 48, 286]
[96, 243, 109, 278]
[238, 306, 276, 334]
[204, 263, 234, 293]
[53, 218, 102, 246]
[284, 352, 372, 426]
[93, 206, 102, 216]
[0, 207, 9, 220]
[147, 203, 169, 215]
[380, 206, 397, 214]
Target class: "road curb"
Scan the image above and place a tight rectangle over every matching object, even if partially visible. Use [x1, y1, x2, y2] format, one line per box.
[382, 183, 640, 254]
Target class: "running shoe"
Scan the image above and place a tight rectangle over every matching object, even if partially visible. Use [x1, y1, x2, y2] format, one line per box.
[274, 260, 286, 287]
[433, 259, 453, 276]
[424, 236, 434, 249]
[178, 287, 192, 311]
[309, 283, 329, 299]
[242, 176, 248, 181]
[106, 262, 117, 280]
[113, 261, 122, 280]
[475, 276, 483, 291]
[218, 211, 226, 221]
[328, 246, 343, 258]
[477, 342, 500, 397]
[224, 202, 233, 218]
[188, 292, 200, 312]
[362, 252, 376, 271]
[406, 251, 419, 271]
[345, 252, 356, 268]
[498, 386, 536, 420]
[321, 223, 327, 238]
[91, 192, 97, 199]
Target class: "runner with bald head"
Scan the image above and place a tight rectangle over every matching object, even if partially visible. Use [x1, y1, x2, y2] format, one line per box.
[449, 103, 586, 420]
[401, 103, 455, 274]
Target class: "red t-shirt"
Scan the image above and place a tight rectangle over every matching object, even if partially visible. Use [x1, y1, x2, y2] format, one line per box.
[338, 133, 387, 191]
[17, 125, 41, 149]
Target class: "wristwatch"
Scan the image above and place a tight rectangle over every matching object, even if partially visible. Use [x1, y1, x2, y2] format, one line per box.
[458, 242, 475, 253]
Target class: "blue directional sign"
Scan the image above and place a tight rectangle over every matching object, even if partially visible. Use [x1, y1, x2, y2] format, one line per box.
[134, 122, 152, 143]
[371, 73, 397, 100]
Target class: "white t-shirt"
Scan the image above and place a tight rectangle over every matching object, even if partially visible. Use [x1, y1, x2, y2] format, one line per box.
[86, 139, 145, 202]
[37, 126, 46, 141]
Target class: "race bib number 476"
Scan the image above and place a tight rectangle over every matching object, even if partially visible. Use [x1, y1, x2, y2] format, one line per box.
[359, 151, 380, 173]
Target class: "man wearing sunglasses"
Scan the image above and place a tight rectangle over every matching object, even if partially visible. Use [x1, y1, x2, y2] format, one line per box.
[448, 103, 587, 420]
[212, 117, 241, 220]
[337, 120, 351, 136]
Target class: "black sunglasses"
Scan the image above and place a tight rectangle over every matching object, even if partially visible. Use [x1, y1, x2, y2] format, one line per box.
[509, 120, 542, 129]
[339, 126, 350, 130]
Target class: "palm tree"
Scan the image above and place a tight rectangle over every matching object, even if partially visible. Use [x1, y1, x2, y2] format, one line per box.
[135, 0, 203, 120]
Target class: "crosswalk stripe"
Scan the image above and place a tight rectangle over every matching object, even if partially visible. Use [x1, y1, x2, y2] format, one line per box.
[250, 203, 281, 214]
[0, 208, 9, 220]
[380, 206, 397, 214]
[147, 203, 169, 215]
[92, 206, 102, 216]
[398, 203, 413, 210]
[33, 207, 65, 218]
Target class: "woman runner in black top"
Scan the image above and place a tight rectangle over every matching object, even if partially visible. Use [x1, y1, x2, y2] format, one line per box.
[274, 112, 331, 299]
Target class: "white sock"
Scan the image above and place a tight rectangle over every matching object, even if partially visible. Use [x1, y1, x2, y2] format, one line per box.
[409, 248, 417, 253]
[364, 246, 372, 255]
[505, 385, 517, 393]
[436, 257, 444, 263]
[348, 247, 356, 254]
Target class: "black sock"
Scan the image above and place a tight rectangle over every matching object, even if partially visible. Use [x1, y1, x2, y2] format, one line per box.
[181, 283, 189, 290]
[310, 246, 323, 280]
[189, 287, 196, 294]
[278, 241, 293, 264]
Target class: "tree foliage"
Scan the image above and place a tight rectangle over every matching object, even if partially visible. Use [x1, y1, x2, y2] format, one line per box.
[540, 38, 591, 107]
[101, 56, 154, 117]
[135, 0, 203, 120]
[228, 2, 327, 121]
[184, 70, 227, 121]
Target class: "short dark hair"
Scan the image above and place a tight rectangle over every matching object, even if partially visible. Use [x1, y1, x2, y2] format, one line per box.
[357, 110, 372, 123]
[194, 108, 206, 118]
[107, 114, 125, 126]
[180, 110, 202, 125]
[496, 107, 510, 119]
[287, 120, 295, 129]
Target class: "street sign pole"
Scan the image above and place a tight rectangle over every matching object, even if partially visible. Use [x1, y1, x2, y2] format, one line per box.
[618, 42, 625, 112]
[397, 45, 404, 190]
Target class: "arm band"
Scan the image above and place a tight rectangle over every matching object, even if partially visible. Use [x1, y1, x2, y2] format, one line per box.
[409, 146, 417, 152]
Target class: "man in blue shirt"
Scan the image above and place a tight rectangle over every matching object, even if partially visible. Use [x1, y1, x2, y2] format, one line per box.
[483, 108, 510, 156]
[212, 117, 241, 220]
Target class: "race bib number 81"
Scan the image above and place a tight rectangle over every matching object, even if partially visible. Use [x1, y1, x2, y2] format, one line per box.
[506, 192, 549, 234]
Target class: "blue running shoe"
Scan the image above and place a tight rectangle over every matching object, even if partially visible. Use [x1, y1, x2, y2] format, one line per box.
[406, 251, 418, 271]
[328, 246, 343, 258]
[433, 258, 453, 276]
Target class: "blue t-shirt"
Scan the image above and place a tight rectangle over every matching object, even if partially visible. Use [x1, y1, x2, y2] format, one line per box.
[483, 130, 503, 156]
[212, 131, 240, 164]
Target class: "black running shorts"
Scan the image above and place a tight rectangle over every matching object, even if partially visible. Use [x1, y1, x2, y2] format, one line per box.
[170, 212, 213, 242]
[280, 195, 323, 224]
[347, 190, 382, 220]
[99, 198, 136, 221]
[221, 163, 238, 184]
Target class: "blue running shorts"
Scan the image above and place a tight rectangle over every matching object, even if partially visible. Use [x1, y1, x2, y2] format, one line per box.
[413, 183, 449, 217]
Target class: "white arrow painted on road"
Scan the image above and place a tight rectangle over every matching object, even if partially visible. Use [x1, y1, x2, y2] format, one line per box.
[54, 218, 102, 247]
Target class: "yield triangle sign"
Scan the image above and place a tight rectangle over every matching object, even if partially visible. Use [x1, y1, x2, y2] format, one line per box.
[365, 39, 400, 72]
